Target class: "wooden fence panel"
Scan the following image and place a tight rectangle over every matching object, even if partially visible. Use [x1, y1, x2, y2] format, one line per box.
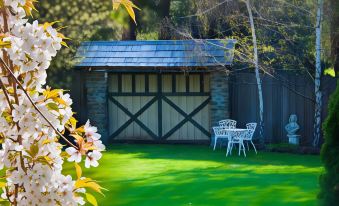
[230, 71, 336, 146]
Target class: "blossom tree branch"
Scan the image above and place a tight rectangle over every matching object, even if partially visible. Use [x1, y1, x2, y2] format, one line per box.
[0, 57, 78, 149]
[0, 1, 107, 205]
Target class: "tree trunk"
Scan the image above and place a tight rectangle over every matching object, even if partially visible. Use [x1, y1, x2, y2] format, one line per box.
[158, 0, 172, 40]
[207, 18, 217, 39]
[122, 17, 137, 40]
[313, 0, 324, 147]
[330, 0, 339, 75]
[245, 0, 264, 146]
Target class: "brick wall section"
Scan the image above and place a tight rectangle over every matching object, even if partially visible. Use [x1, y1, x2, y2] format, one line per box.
[210, 71, 230, 128]
[85, 72, 109, 143]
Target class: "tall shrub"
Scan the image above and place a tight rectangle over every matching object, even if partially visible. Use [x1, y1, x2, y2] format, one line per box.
[319, 81, 339, 205]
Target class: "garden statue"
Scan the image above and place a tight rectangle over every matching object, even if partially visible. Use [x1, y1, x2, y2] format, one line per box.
[285, 114, 300, 145]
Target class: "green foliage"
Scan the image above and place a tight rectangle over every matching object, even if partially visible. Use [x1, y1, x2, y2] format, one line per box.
[319, 80, 339, 205]
[329, 0, 339, 75]
[36, 0, 122, 89]
[167, 0, 320, 74]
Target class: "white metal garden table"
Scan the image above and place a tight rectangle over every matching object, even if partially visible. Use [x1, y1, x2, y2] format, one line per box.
[223, 128, 248, 157]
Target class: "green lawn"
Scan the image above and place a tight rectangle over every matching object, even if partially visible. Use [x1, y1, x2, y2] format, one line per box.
[64, 144, 323, 206]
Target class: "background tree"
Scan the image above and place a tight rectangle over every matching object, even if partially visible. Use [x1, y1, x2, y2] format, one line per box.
[37, 0, 122, 89]
[313, 0, 324, 147]
[245, 0, 264, 146]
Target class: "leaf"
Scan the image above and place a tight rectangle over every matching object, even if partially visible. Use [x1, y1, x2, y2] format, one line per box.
[23, 0, 38, 17]
[124, 4, 137, 24]
[28, 143, 39, 158]
[71, 134, 84, 143]
[0, 40, 11, 49]
[75, 178, 106, 196]
[85, 193, 98, 206]
[61, 41, 69, 48]
[41, 21, 60, 30]
[42, 139, 54, 145]
[1, 111, 12, 123]
[68, 116, 77, 129]
[43, 89, 63, 99]
[75, 162, 82, 180]
[61, 151, 70, 158]
[36, 156, 53, 168]
[112, 0, 140, 24]
[0, 182, 6, 188]
[74, 127, 85, 133]
[0, 133, 4, 144]
[54, 97, 66, 105]
[0, 197, 8, 202]
[46, 102, 59, 111]
[84, 181, 105, 195]
[324, 67, 336, 77]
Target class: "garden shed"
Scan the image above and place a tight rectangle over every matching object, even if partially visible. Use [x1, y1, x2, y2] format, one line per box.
[73, 39, 236, 143]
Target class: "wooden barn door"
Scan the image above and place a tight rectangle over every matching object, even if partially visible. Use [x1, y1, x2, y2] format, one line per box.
[108, 73, 211, 141]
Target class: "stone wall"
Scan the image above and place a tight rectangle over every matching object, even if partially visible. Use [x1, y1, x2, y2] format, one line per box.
[85, 72, 109, 143]
[210, 71, 230, 128]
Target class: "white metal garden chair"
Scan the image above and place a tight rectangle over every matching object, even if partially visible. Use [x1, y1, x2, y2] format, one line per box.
[219, 119, 237, 129]
[213, 119, 236, 149]
[243, 123, 257, 154]
[212, 126, 229, 150]
[226, 130, 247, 157]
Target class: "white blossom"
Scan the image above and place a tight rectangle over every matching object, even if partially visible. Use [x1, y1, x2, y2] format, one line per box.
[0, 1, 105, 205]
[85, 150, 102, 168]
[66, 147, 82, 163]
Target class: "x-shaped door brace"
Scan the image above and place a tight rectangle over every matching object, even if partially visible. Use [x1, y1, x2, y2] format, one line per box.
[108, 96, 158, 139]
[162, 96, 211, 139]
[109, 95, 211, 139]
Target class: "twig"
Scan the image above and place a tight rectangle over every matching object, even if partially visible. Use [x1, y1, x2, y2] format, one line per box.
[0, 78, 14, 111]
[178, 0, 232, 19]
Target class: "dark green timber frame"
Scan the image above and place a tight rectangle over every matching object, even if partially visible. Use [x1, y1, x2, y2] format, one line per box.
[107, 71, 211, 141]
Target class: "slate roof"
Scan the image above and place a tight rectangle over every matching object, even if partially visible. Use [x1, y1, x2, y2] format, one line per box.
[75, 39, 236, 68]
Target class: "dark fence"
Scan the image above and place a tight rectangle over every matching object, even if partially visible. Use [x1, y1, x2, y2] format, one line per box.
[229, 70, 337, 147]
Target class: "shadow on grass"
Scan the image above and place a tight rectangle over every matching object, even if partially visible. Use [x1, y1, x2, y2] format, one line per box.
[63, 144, 322, 206]
[106, 144, 321, 168]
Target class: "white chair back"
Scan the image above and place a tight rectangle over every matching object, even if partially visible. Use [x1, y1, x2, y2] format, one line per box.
[219, 119, 237, 129]
[213, 126, 226, 136]
[245, 123, 257, 140]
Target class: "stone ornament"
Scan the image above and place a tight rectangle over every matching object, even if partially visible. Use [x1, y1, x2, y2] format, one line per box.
[285, 114, 301, 145]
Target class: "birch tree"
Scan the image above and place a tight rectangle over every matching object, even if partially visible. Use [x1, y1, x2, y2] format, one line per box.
[313, 0, 324, 147]
[245, 0, 264, 146]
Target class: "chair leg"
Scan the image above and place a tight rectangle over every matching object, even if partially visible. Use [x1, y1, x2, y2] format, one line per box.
[251, 141, 257, 154]
[238, 142, 241, 156]
[213, 137, 218, 151]
[226, 141, 231, 157]
[230, 142, 233, 155]
[242, 142, 247, 157]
